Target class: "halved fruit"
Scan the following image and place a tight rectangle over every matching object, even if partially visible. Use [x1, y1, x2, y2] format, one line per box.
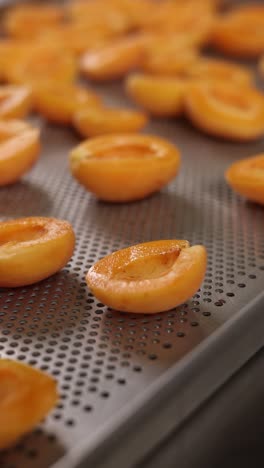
[225, 154, 264, 205]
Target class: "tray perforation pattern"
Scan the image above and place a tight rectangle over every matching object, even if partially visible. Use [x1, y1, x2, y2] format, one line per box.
[0, 95, 264, 467]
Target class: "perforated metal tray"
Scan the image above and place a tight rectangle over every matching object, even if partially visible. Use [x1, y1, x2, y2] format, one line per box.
[1, 5, 264, 468]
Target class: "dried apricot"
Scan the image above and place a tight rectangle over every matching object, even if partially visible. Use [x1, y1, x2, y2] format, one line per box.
[0, 85, 32, 119]
[80, 36, 145, 81]
[187, 58, 253, 85]
[0, 359, 57, 449]
[0, 123, 40, 186]
[33, 82, 101, 125]
[73, 106, 148, 137]
[86, 240, 207, 314]
[225, 154, 264, 205]
[126, 74, 186, 117]
[184, 82, 264, 141]
[0, 217, 75, 287]
[70, 134, 180, 202]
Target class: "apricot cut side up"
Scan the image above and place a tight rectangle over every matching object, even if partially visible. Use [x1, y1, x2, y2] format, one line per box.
[225, 154, 264, 206]
[0, 85, 32, 119]
[187, 58, 253, 86]
[0, 359, 57, 450]
[86, 240, 207, 314]
[73, 106, 148, 137]
[184, 81, 264, 141]
[0, 217, 75, 287]
[70, 134, 180, 202]
[33, 82, 101, 125]
[126, 73, 186, 117]
[0, 123, 40, 186]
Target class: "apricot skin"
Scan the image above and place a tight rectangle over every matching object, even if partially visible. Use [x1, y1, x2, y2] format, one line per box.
[126, 74, 186, 117]
[0, 359, 57, 450]
[70, 134, 180, 202]
[73, 106, 148, 137]
[225, 154, 264, 205]
[0, 217, 75, 287]
[184, 82, 264, 141]
[0, 85, 32, 119]
[86, 240, 207, 314]
[0, 127, 40, 186]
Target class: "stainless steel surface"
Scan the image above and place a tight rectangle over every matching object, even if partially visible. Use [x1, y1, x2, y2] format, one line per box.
[0, 66, 264, 468]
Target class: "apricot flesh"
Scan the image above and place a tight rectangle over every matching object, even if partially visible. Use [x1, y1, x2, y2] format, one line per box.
[0, 124, 40, 186]
[0, 85, 32, 119]
[0, 359, 57, 449]
[126, 74, 186, 117]
[184, 82, 264, 141]
[86, 240, 207, 314]
[73, 106, 148, 137]
[70, 134, 180, 202]
[33, 82, 101, 125]
[187, 58, 253, 86]
[0, 217, 75, 287]
[225, 154, 264, 205]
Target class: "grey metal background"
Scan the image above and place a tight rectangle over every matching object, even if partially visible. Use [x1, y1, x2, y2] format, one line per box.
[0, 3, 264, 465]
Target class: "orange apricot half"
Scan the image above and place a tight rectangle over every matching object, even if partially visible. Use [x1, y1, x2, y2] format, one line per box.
[184, 82, 264, 141]
[126, 74, 186, 117]
[225, 154, 264, 205]
[0, 85, 32, 119]
[70, 134, 180, 202]
[0, 359, 57, 450]
[187, 58, 253, 86]
[211, 5, 264, 58]
[0, 217, 75, 287]
[0, 124, 40, 186]
[33, 82, 101, 125]
[73, 106, 148, 137]
[86, 240, 207, 314]
[80, 36, 145, 81]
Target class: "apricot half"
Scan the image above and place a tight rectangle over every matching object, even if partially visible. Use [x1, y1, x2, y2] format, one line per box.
[126, 74, 186, 117]
[0, 217, 75, 287]
[184, 82, 264, 141]
[0, 359, 57, 450]
[187, 58, 253, 86]
[86, 240, 207, 314]
[225, 154, 264, 205]
[33, 82, 101, 125]
[80, 36, 145, 81]
[0, 124, 40, 186]
[0, 85, 32, 119]
[70, 134, 180, 202]
[73, 106, 148, 137]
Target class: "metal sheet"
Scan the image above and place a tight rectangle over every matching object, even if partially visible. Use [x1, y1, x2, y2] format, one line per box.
[0, 8, 264, 468]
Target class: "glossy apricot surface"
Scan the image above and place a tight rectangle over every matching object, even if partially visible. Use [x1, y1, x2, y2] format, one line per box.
[70, 134, 180, 202]
[0, 85, 32, 119]
[0, 124, 40, 186]
[80, 37, 145, 81]
[3, 4, 63, 39]
[0, 217, 75, 287]
[211, 5, 264, 57]
[225, 154, 264, 205]
[73, 106, 148, 137]
[0, 359, 57, 449]
[184, 82, 264, 141]
[126, 74, 186, 117]
[33, 82, 101, 125]
[86, 240, 207, 314]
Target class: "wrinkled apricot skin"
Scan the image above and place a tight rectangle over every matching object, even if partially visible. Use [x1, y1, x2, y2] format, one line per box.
[184, 82, 264, 141]
[126, 74, 186, 117]
[0, 126, 40, 186]
[0, 217, 75, 287]
[211, 6, 264, 58]
[73, 106, 148, 137]
[225, 154, 264, 205]
[86, 240, 207, 314]
[0, 359, 57, 450]
[0, 85, 32, 119]
[70, 134, 180, 202]
[33, 83, 101, 125]
[80, 37, 145, 81]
